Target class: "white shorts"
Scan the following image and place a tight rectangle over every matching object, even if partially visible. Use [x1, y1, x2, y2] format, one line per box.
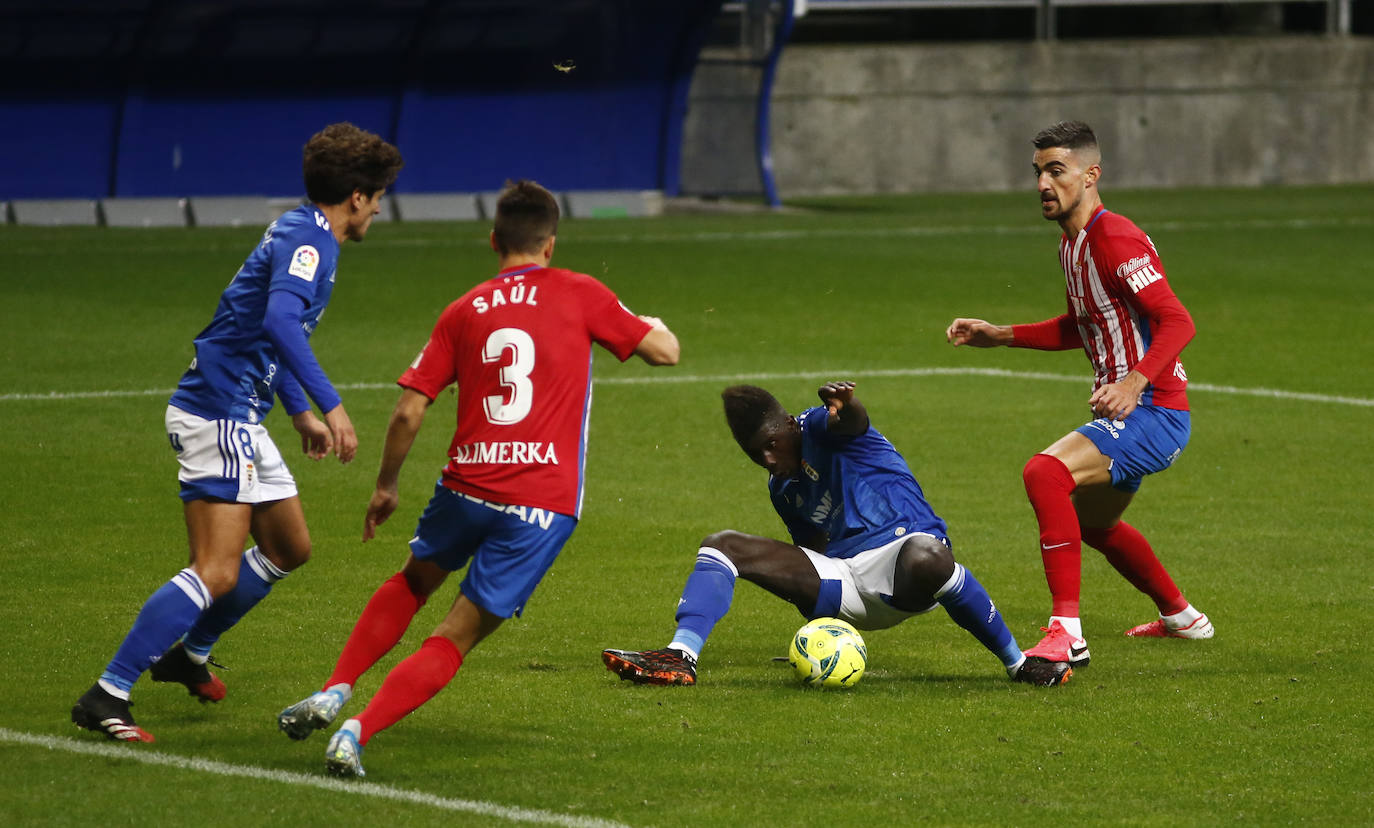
[166, 405, 297, 503]
[802, 534, 943, 631]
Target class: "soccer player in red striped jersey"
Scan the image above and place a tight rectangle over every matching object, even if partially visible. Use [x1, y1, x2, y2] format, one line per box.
[945, 121, 1213, 668]
[277, 180, 680, 777]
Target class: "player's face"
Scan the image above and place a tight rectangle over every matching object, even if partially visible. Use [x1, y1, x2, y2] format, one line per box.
[344, 189, 385, 241]
[745, 420, 802, 480]
[1032, 147, 1094, 222]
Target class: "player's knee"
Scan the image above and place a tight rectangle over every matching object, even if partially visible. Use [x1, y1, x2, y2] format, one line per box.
[700, 530, 747, 563]
[893, 536, 954, 605]
[195, 563, 240, 599]
[1023, 453, 1072, 495]
[263, 540, 311, 573]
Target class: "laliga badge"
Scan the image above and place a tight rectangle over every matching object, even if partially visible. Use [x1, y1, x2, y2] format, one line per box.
[288, 245, 320, 281]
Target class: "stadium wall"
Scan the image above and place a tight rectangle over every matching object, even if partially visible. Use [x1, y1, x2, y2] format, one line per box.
[681, 36, 1374, 195]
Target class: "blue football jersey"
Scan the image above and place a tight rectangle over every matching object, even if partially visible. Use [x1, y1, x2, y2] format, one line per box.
[169, 205, 340, 424]
[768, 406, 948, 559]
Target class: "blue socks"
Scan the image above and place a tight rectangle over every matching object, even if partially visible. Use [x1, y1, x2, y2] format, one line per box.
[101, 568, 213, 696]
[184, 546, 286, 659]
[935, 563, 1023, 669]
[668, 548, 738, 659]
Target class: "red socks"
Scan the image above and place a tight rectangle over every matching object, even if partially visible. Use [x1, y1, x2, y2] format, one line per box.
[1023, 453, 1082, 617]
[1024, 453, 1189, 618]
[326, 572, 426, 689]
[356, 635, 463, 745]
[1082, 522, 1187, 615]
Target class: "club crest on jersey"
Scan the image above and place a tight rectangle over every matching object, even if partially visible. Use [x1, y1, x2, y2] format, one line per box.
[801, 459, 820, 481]
[288, 245, 320, 281]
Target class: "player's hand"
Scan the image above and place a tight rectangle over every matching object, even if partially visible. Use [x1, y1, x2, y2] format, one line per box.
[818, 380, 856, 416]
[363, 486, 399, 542]
[638, 314, 668, 331]
[946, 318, 1011, 348]
[291, 410, 332, 460]
[323, 403, 357, 464]
[1089, 371, 1148, 421]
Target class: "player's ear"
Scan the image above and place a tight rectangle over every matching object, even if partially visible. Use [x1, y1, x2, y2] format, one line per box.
[489, 230, 499, 253]
[542, 235, 556, 262]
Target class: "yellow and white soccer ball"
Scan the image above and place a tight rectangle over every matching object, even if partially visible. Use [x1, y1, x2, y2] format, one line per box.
[788, 617, 867, 688]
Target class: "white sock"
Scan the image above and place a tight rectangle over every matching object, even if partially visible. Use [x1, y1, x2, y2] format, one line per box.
[325, 683, 353, 703]
[667, 642, 699, 662]
[1006, 655, 1027, 678]
[1162, 603, 1203, 627]
[97, 679, 130, 701]
[1049, 615, 1084, 639]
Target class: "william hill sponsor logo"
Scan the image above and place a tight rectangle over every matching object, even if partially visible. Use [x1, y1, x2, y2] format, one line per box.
[1117, 255, 1163, 293]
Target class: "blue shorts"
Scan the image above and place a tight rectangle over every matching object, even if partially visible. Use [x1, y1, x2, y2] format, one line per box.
[1075, 405, 1191, 493]
[408, 482, 577, 618]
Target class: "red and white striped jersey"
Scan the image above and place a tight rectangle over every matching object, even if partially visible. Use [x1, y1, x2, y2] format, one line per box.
[1053, 206, 1194, 410]
[398, 264, 652, 518]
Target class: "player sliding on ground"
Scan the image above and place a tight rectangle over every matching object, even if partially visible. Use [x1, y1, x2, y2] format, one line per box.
[946, 120, 1213, 667]
[603, 381, 1072, 688]
[276, 180, 680, 778]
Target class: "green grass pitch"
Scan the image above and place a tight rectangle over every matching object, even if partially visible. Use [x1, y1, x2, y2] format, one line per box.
[1, 185, 1371, 826]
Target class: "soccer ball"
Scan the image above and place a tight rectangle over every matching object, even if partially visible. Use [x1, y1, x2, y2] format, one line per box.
[788, 617, 867, 688]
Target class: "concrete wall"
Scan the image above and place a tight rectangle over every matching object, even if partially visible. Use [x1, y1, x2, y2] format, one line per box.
[681, 36, 1374, 196]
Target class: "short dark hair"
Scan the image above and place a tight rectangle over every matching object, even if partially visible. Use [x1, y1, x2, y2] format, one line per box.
[492, 180, 560, 256]
[302, 123, 404, 205]
[1033, 121, 1098, 152]
[721, 385, 789, 449]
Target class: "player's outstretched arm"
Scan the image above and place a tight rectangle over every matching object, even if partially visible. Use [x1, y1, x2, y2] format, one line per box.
[819, 380, 869, 436]
[946, 318, 1013, 348]
[633, 315, 680, 365]
[363, 388, 433, 541]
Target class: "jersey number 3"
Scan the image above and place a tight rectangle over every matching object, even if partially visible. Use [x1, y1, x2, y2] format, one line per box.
[482, 327, 535, 425]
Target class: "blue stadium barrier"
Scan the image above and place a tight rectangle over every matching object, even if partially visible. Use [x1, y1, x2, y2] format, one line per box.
[0, 0, 724, 204]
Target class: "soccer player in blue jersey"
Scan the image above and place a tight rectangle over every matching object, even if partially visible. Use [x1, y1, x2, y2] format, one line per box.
[70, 123, 404, 742]
[603, 381, 1071, 688]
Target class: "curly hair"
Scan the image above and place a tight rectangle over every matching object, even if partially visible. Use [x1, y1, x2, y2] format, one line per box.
[492, 179, 560, 256]
[302, 122, 404, 205]
[1032, 120, 1098, 152]
[721, 385, 789, 449]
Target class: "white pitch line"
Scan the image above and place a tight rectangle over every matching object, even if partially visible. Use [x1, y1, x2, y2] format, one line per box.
[6, 214, 1371, 257]
[0, 366, 1370, 407]
[0, 727, 632, 828]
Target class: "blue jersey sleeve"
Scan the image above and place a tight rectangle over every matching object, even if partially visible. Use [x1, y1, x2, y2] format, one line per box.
[798, 407, 847, 444]
[275, 366, 310, 416]
[264, 290, 341, 413]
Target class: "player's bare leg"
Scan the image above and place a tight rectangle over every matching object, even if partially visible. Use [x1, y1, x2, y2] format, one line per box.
[1074, 481, 1212, 639]
[326, 592, 502, 777]
[280, 553, 452, 740]
[73, 500, 251, 740]
[604, 532, 818, 686]
[156, 499, 308, 702]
